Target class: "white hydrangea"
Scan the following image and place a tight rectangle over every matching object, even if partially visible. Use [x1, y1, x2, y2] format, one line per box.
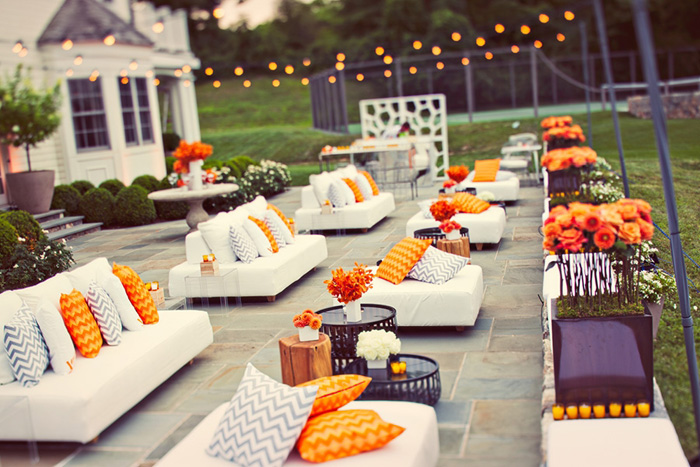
[356, 329, 401, 360]
[477, 191, 495, 202]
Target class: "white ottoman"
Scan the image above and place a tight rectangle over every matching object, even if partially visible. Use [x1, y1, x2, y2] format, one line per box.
[359, 265, 484, 327]
[457, 170, 520, 201]
[155, 400, 439, 467]
[406, 206, 506, 249]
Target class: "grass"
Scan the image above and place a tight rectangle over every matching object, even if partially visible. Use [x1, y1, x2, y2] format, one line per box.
[196, 77, 700, 457]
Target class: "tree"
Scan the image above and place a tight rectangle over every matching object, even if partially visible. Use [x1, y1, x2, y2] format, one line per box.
[0, 65, 61, 172]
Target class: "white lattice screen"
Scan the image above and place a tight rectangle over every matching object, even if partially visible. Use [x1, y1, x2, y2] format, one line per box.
[359, 94, 448, 179]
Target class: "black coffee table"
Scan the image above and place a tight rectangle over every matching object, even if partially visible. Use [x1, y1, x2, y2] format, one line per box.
[414, 227, 470, 247]
[341, 354, 441, 405]
[316, 304, 397, 374]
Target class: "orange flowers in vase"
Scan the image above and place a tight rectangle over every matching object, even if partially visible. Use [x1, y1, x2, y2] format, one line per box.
[541, 115, 573, 129]
[294, 309, 323, 342]
[446, 165, 470, 184]
[324, 263, 374, 304]
[173, 140, 213, 165]
[429, 199, 457, 222]
[541, 147, 597, 172]
[439, 220, 461, 234]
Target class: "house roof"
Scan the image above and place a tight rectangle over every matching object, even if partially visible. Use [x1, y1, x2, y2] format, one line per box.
[38, 0, 153, 47]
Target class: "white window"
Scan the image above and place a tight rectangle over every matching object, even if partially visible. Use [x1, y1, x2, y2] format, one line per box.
[68, 78, 110, 151]
[118, 77, 154, 145]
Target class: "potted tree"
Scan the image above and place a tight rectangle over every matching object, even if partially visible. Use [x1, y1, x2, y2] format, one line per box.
[0, 64, 61, 214]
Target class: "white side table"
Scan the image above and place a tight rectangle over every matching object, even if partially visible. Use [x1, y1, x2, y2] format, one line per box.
[0, 395, 38, 462]
[185, 269, 242, 311]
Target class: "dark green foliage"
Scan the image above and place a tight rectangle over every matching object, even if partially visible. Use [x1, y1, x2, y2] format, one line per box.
[162, 132, 181, 151]
[165, 156, 177, 174]
[51, 184, 82, 215]
[223, 159, 242, 179]
[155, 178, 188, 220]
[98, 179, 126, 197]
[114, 185, 156, 226]
[70, 180, 95, 195]
[0, 237, 74, 292]
[79, 188, 116, 225]
[131, 174, 161, 193]
[202, 159, 223, 170]
[0, 219, 18, 268]
[0, 210, 46, 247]
[232, 155, 258, 173]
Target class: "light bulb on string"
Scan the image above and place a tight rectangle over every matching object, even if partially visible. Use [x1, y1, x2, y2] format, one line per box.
[301, 77, 309, 85]
[564, 11, 575, 21]
[511, 45, 520, 54]
[384, 70, 392, 78]
[521, 25, 531, 35]
[432, 46, 441, 56]
[12, 41, 23, 54]
[272, 79, 280, 87]
[436, 61, 444, 70]
[212, 7, 224, 19]
[413, 40, 422, 50]
[183, 80, 191, 87]
[336, 52, 345, 62]
[328, 76, 336, 84]
[534, 40, 543, 49]
[213, 80, 221, 88]
[205, 67, 213, 76]
[539, 13, 549, 23]
[153, 78, 160, 86]
[121, 77, 129, 85]
[409, 66, 417, 74]
[182, 65, 191, 73]
[461, 57, 470, 66]
[243, 80, 251, 88]
[174, 69, 183, 77]
[303, 58, 311, 66]
[335, 62, 345, 71]
[234, 66, 244, 76]
[129, 60, 138, 71]
[383, 55, 393, 64]
[451, 32, 461, 42]
[62, 39, 73, 50]
[65, 68, 74, 77]
[375, 46, 384, 56]
[476, 37, 485, 47]
[285, 65, 294, 74]
[485, 51, 493, 60]
[356, 73, 364, 82]
[18, 47, 28, 58]
[145, 70, 153, 78]
[103, 34, 115, 46]
[152, 21, 164, 33]
[74, 55, 83, 65]
[120, 69, 128, 77]
[495, 24, 505, 33]
[268, 62, 277, 71]
[557, 33, 565, 42]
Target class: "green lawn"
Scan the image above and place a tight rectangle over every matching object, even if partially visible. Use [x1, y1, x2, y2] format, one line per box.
[196, 77, 700, 458]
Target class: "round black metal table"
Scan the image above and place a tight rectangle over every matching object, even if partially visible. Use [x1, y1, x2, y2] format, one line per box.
[317, 304, 397, 374]
[414, 227, 470, 247]
[341, 354, 441, 406]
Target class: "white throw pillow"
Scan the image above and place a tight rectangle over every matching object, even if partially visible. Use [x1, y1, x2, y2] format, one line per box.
[330, 173, 355, 205]
[246, 195, 268, 220]
[96, 269, 143, 331]
[63, 257, 112, 297]
[34, 298, 76, 375]
[354, 172, 374, 199]
[309, 172, 333, 205]
[0, 291, 25, 384]
[14, 274, 73, 314]
[198, 213, 238, 263]
[243, 217, 274, 257]
[327, 182, 346, 208]
[267, 207, 295, 245]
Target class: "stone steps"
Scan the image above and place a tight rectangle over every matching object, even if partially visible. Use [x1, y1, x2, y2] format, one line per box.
[33, 209, 103, 242]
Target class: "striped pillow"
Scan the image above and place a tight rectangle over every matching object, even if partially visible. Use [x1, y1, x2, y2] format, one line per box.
[59, 289, 103, 358]
[3, 306, 49, 387]
[267, 203, 295, 240]
[471, 159, 501, 182]
[360, 171, 380, 195]
[408, 246, 469, 284]
[248, 216, 279, 254]
[265, 210, 286, 248]
[229, 225, 258, 263]
[376, 237, 432, 285]
[86, 280, 123, 345]
[354, 173, 374, 199]
[112, 264, 159, 325]
[342, 178, 364, 202]
[451, 193, 490, 214]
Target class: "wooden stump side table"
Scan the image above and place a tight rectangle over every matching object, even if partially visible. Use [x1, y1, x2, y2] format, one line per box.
[279, 333, 332, 386]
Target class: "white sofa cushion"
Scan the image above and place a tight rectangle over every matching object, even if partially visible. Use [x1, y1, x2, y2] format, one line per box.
[3, 306, 49, 388]
[405, 207, 506, 245]
[354, 171, 374, 199]
[198, 213, 239, 264]
[327, 182, 347, 208]
[246, 195, 268, 220]
[63, 257, 113, 297]
[295, 189, 395, 232]
[0, 291, 25, 384]
[309, 172, 334, 205]
[35, 298, 75, 375]
[456, 170, 520, 202]
[265, 211, 286, 248]
[243, 217, 275, 257]
[14, 274, 73, 313]
[267, 208, 295, 245]
[330, 172, 356, 205]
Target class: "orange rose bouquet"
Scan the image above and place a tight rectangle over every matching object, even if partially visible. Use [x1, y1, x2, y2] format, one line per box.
[541, 147, 597, 172]
[429, 199, 457, 222]
[439, 220, 461, 233]
[446, 165, 470, 184]
[543, 125, 585, 150]
[173, 140, 213, 166]
[443, 179, 457, 189]
[293, 309, 323, 330]
[541, 115, 573, 129]
[324, 263, 374, 304]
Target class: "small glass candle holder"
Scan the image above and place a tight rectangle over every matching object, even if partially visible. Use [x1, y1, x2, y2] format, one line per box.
[609, 402, 622, 418]
[209, 254, 216, 262]
[202, 254, 209, 262]
[566, 404, 578, 420]
[151, 281, 159, 291]
[624, 402, 637, 418]
[579, 402, 592, 419]
[593, 402, 606, 418]
[638, 400, 651, 417]
[552, 403, 565, 421]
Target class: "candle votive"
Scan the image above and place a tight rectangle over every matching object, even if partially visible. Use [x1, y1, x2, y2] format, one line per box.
[579, 403, 591, 419]
[202, 254, 209, 262]
[209, 254, 215, 262]
[609, 402, 622, 418]
[151, 281, 158, 291]
[638, 400, 651, 417]
[552, 403, 565, 420]
[566, 404, 578, 420]
[624, 402, 637, 418]
[593, 403, 606, 418]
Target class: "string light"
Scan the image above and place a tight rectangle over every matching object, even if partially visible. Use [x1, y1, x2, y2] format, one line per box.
[511, 45, 520, 54]
[432, 46, 441, 56]
[521, 25, 531, 35]
[409, 66, 417, 74]
[413, 40, 422, 50]
[495, 24, 505, 33]
[451, 32, 461, 42]
[375, 46, 384, 56]
[328, 76, 336, 84]
[152, 21, 164, 33]
[303, 58, 311, 66]
[182, 65, 191, 73]
[65, 68, 74, 77]
[205, 67, 213, 76]
[120, 69, 128, 77]
[121, 77, 129, 84]
[461, 57, 470, 66]
[335, 62, 344, 71]
[564, 11, 575, 21]
[539, 13, 549, 23]
[212, 7, 224, 19]
[436, 61, 444, 70]
[129, 60, 138, 71]
[12, 41, 23, 54]
[145, 70, 154, 78]
[268, 62, 277, 71]
[234, 66, 244, 76]
[534, 40, 543, 48]
[174, 69, 183, 77]
[103, 34, 115, 46]
[485, 51, 494, 60]
[243, 80, 251, 87]
[476, 37, 486, 47]
[301, 77, 309, 85]
[383, 55, 393, 64]
[89, 70, 99, 82]
[74, 55, 83, 65]
[62, 39, 73, 50]
[384, 70, 392, 78]
[336, 52, 345, 62]
[18, 48, 28, 57]
[272, 79, 280, 87]
[557, 33, 566, 42]
[153, 78, 160, 86]
[356, 73, 364, 82]
[183, 80, 191, 87]
[213, 80, 221, 88]
[285, 65, 294, 74]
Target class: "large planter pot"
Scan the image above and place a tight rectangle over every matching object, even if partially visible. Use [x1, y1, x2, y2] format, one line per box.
[6, 170, 55, 214]
[642, 297, 664, 339]
[551, 299, 654, 411]
[547, 168, 581, 197]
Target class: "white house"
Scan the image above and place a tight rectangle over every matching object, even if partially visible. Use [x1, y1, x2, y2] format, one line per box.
[0, 0, 202, 208]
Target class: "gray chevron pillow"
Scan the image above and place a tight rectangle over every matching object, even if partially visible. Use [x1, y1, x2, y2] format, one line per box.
[3, 306, 49, 387]
[207, 363, 318, 466]
[86, 281, 123, 346]
[229, 224, 258, 264]
[407, 246, 470, 285]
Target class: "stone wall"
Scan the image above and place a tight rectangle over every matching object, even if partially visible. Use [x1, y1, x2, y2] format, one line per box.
[628, 92, 700, 119]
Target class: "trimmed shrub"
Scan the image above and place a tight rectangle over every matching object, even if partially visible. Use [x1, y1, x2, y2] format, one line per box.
[115, 185, 156, 226]
[155, 178, 188, 220]
[98, 179, 126, 197]
[51, 184, 81, 215]
[222, 159, 242, 179]
[202, 159, 223, 170]
[70, 180, 94, 195]
[79, 188, 116, 226]
[165, 156, 177, 174]
[0, 218, 18, 268]
[162, 132, 181, 152]
[131, 174, 160, 193]
[0, 210, 46, 247]
[232, 155, 258, 173]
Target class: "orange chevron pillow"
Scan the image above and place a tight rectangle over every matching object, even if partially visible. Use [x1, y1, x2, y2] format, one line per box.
[248, 216, 279, 253]
[112, 264, 159, 324]
[360, 171, 380, 196]
[376, 237, 432, 285]
[297, 374, 371, 417]
[342, 178, 365, 203]
[267, 203, 295, 237]
[472, 158, 501, 182]
[451, 192, 491, 214]
[297, 409, 405, 463]
[59, 289, 103, 358]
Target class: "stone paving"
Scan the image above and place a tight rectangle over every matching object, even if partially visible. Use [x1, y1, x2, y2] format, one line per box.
[0, 181, 545, 467]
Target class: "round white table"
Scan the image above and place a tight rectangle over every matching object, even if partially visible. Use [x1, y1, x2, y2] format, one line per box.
[148, 183, 238, 230]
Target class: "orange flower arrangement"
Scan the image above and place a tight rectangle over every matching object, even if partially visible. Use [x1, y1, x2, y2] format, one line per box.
[439, 220, 462, 233]
[324, 263, 374, 304]
[429, 199, 457, 222]
[541, 147, 597, 172]
[446, 165, 470, 183]
[543, 125, 585, 143]
[541, 115, 573, 129]
[293, 309, 323, 330]
[443, 179, 457, 189]
[172, 140, 213, 174]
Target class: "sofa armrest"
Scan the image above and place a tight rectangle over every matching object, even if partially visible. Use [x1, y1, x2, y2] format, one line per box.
[186, 232, 213, 264]
[301, 186, 320, 209]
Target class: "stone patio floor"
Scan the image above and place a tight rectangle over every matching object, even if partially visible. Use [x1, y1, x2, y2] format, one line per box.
[0, 181, 545, 467]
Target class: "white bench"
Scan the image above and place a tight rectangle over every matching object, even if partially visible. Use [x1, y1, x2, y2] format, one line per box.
[457, 170, 520, 202]
[405, 206, 506, 249]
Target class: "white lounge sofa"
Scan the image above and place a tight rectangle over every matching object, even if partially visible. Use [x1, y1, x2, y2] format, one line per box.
[457, 170, 520, 202]
[155, 400, 439, 467]
[295, 186, 395, 233]
[169, 232, 328, 301]
[0, 258, 213, 443]
[359, 265, 484, 327]
[405, 205, 507, 249]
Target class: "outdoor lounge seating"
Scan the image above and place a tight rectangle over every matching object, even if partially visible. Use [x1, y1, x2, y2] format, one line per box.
[155, 400, 439, 467]
[456, 170, 521, 202]
[405, 205, 507, 248]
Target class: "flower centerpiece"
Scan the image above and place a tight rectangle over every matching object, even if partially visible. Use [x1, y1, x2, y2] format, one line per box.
[172, 140, 213, 191]
[446, 165, 470, 184]
[430, 199, 461, 239]
[543, 124, 585, 150]
[443, 179, 457, 194]
[293, 309, 323, 342]
[324, 263, 374, 322]
[356, 329, 401, 369]
[542, 146, 597, 197]
[541, 115, 573, 129]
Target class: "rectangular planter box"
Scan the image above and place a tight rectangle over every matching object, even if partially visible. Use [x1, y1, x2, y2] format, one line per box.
[551, 299, 654, 411]
[547, 169, 582, 197]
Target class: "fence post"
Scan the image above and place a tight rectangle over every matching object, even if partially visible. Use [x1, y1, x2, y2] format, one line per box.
[338, 69, 349, 133]
[509, 61, 516, 108]
[530, 47, 539, 118]
[427, 69, 434, 94]
[630, 52, 636, 84]
[580, 21, 593, 147]
[395, 57, 403, 97]
[464, 54, 474, 123]
[310, 78, 319, 129]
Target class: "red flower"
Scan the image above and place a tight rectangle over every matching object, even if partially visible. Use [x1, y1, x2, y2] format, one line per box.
[430, 200, 457, 222]
[439, 220, 461, 233]
[593, 227, 616, 250]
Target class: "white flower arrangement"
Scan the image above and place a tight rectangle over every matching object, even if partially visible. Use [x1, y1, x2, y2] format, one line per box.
[356, 329, 401, 361]
[477, 191, 495, 202]
[637, 269, 677, 304]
